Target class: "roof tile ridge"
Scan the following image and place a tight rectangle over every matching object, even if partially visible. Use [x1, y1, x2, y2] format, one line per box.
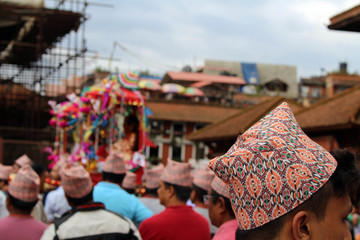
[295, 85, 360, 115]
[189, 96, 284, 140]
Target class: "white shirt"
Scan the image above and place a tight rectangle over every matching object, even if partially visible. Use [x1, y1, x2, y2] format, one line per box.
[139, 197, 165, 215]
[0, 191, 8, 219]
[44, 186, 70, 222]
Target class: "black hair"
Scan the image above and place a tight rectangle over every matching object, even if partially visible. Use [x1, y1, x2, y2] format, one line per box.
[8, 193, 37, 212]
[124, 188, 135, 194]
[192, 183, 208, 204]
[164, 181, 192, 202]
[0, 179, 8, 185]
[102, 171, 126, 185]
[31, 162, 45, 177]
[211, 189, 235, 218]
[66, 188, 93, 206]
[145, 187, 158, 196]
[235, 149, 360, 240]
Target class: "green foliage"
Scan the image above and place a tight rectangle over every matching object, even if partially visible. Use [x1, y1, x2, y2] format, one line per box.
[95, 66, 109, 73]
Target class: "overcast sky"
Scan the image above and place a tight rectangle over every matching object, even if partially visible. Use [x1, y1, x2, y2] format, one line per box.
[83, 0, 360, 79]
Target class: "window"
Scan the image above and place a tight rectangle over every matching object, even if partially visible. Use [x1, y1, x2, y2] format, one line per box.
[149, 146, 159, 159]
[171, 123, 184, 162]
[195, 124, 205, 131]
[149, 146, 160, 164]
[195, 142, 205, 160]
[150, 120, 162, 137]
[311, 87, 320, 98]
[301, 86, 309, 98]
[173, 123, 184, 136]
[172, 146, 182, 162]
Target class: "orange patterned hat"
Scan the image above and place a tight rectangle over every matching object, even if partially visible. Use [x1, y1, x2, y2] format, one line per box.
[122, 171, 136, 190]
[211, 176, 229, 198]
[61, 163, 93, 199]
[102, 150, 126, 174]
[161, 159, 192, 187]
[15, 154, 32, 167]
[208, 102, 337, 230]
[146, 164, 164, 189]
[0, 164, 12, 180]
[8, 165, 40, 202]
[193, 166, 215, 192]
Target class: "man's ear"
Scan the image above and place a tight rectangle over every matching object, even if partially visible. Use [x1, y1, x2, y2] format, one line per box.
[167, 185, 175, 198]
[6, 195, 12, 211]
[190, 190, 196, 203]
[291, 210, 312, 240]
[217, 196, 227, 214]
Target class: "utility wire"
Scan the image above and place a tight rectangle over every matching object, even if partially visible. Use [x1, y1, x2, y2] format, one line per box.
[114, 42, 179, 71]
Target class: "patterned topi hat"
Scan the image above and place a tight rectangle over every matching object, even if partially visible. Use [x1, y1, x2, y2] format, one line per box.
[8, 165, 40, 202]
[146, 164, 164, 189]
[122, 171, 137, 190]
[193, 166, 215, 192]
[211, 176, 230, 198]
[15, 154, 32, 167]
[61, 163, 93, 199]
[208, 102, 337, 230]
[102, 150, 126, 174]
[0, 164, 13, 180]
[161, 159, 192, 187]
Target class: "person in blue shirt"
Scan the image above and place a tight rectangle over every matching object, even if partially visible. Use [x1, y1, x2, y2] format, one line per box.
[93, 150, 153, 225]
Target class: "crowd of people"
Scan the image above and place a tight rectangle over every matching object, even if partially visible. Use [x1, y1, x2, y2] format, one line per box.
[0, 102, 360, 240]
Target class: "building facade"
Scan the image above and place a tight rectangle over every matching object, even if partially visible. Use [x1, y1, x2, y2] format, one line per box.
[203, 59, 298, 99]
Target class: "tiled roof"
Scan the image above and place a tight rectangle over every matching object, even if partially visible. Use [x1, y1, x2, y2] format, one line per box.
[189, 97, 303, 141]
[190, 81, 211, 88]
[328, 4, 360, 32]
[164, 72, 246, 85]
[295, 85, 360, 131]
[147, 101, 240, 123]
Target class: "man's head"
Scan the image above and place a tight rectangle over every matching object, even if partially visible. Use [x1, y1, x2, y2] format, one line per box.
[60, 163, 94, 207]
[207, 176, 235, 228]
[7, 165, 40, 214]
[122, 171, 136, 194]
[157, 180, 192, 206]
[235, 148, 359, 240]
[158, 159, 192, 206]
[102, 150, 127, 184]
[145, 164, 164, 196]
[190, 167, 214, 204]
[208, 102, 358, 240]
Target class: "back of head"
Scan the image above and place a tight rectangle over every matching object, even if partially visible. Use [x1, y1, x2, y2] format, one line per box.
[161, 159, 192, 202]
[122, 171, 136, 193]
[192, 166, 214, 203]
[102, 151, 127, 184]
[61, 163, 93, 206]
[145, 164, 164, 191]
[210, 176, 235, 222]
[208, 102, 340, 236]
[235, 148, 360, 240]
[8, 165, 40, 211]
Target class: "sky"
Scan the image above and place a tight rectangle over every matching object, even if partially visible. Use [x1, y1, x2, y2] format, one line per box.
[80, 0, 360, 79]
